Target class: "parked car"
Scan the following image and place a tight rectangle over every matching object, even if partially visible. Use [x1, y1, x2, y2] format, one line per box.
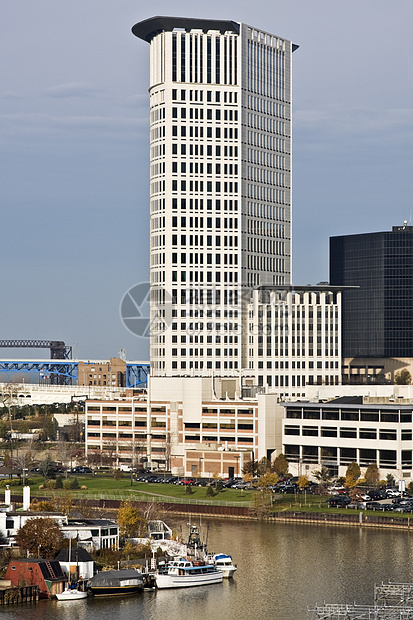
[365, 501, 387, 511]
[178, 478, 195, 485]
[347, 502, 366, 510]
[367, 490, 386, 501]
[328, 495, 351, 507]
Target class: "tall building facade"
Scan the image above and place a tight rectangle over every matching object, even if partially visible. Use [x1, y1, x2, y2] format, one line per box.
[247, 286, 342, 396]
[330, 224, 413, 359]
[132, 17, 297, 376]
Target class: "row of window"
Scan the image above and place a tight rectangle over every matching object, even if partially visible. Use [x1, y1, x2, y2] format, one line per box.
[172, 348, 238, 357]
[172, 271, 238, 284]
[172, 162, 238, 175]
[172, 360, 238, 370]
[172, 89, 238, 104]
[256, 375, 340, 387]
[171, 234, 238, 248]
[172, 107, 238, 121]
[172, 334, 238, 344]
[172, 198, 238, 211]
[185, 423, 253, 430]
[185, 435, 253, 443]
[171, 253, 238, 266]
[172, 216, 237, 229]
[172, 125, 238, 140]
[285, 425, 412, 441]
[286, 408, 412, 423]
[284, 445, 407, 468]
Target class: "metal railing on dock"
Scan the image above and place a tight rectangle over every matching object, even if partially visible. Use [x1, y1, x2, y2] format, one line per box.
[308, 582, 413, 619]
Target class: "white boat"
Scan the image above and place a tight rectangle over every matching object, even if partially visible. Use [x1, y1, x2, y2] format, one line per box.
[155, 558, 223, 589]
[209, 553, 237, 578]
[56, 587, 88, 601]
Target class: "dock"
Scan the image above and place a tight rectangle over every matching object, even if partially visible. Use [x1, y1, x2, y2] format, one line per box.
[0, 581, 39, 605]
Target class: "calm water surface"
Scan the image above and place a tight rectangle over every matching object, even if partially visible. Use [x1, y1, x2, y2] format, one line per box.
[3, 519, 413, 620]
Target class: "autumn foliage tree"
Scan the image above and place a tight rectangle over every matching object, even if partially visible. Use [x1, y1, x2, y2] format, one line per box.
[345, 462, 361, 488]
[117, 501, 147, 538]
[15, 517, 64, 557]
[272, 454, 289, 476]
[298, 475, 310, 490]
[258, 472, 278, 489]
[365, 463, 380, 487]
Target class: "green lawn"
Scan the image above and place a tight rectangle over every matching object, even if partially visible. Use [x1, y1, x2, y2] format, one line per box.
[17, 477, 413, 519]
[27, 475, 253, 506]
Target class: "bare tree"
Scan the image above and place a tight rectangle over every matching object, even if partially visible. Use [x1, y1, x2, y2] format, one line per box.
[13, 450, 34, 484]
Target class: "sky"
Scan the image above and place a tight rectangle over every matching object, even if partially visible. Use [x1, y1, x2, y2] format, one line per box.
[1, 1, 413, 363]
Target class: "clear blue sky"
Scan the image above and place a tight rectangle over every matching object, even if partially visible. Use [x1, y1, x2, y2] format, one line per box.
[1, 1, 412, 361]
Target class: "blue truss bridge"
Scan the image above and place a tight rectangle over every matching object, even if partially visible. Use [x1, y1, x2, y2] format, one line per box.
[0, 340, 149, 388]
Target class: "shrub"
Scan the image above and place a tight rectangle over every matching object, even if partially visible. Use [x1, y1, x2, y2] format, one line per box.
[62, 479, 72, 489]
[46, 479, 56, 489]
[206, 485, 214, 497]
[185, 484, 193, 495]
[0, 479, 21, 488]
[55, 476, 63, 489]
[70, 477, 79, 489]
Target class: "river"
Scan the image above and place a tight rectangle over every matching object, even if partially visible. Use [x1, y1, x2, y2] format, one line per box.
[3, 519, 413, 619]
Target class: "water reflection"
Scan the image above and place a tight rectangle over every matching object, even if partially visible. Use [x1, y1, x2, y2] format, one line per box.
[2, 520, 413, 620]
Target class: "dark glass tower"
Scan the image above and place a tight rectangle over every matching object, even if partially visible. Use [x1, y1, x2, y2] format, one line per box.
[330, 225, 413, 358]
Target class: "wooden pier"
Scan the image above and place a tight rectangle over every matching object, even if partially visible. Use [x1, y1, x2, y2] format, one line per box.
[0, 581, 39, 605]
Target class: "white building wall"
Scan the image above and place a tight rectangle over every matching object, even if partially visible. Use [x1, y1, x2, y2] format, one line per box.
[248, 287, 342, 397]
[281, 400, 413, 482]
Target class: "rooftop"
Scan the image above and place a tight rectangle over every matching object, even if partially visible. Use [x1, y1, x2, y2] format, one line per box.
[132, 16, 240, 42]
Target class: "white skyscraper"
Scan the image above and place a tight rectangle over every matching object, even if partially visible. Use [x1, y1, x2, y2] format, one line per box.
[132, 17, 297, 376]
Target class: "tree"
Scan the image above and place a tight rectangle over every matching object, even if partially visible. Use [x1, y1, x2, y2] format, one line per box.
[242, 459, 258, 477]
[395, 369, 411, 385]
[365, 463, 380, 487]
[13, 450, 34, 484]
[70, 477, 79, 489]
[215, 480, 223, 493]
[257, 457, 271, 475]
[39, 454, 56, 480]
[258, 472, 278, 489]
[386, 473, 396, 488]
[272, 454, 289, 476]
[15, 517, 64, 557]
[30, 499, 56, 512]
[313, 465, 332, 487]
[348, 487, 365, 502]
[117, 501, 147, 538]
[40, 414, 56, 441]
[298, 475, 310, 490]
[345, 462, 361, 488]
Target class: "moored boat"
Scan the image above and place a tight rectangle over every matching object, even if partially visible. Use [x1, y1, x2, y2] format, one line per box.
[56, 587, 88, 601]
[87, 569, 144, 597]
[209, 553, 237, 578]
[155, 558, 223, 589]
